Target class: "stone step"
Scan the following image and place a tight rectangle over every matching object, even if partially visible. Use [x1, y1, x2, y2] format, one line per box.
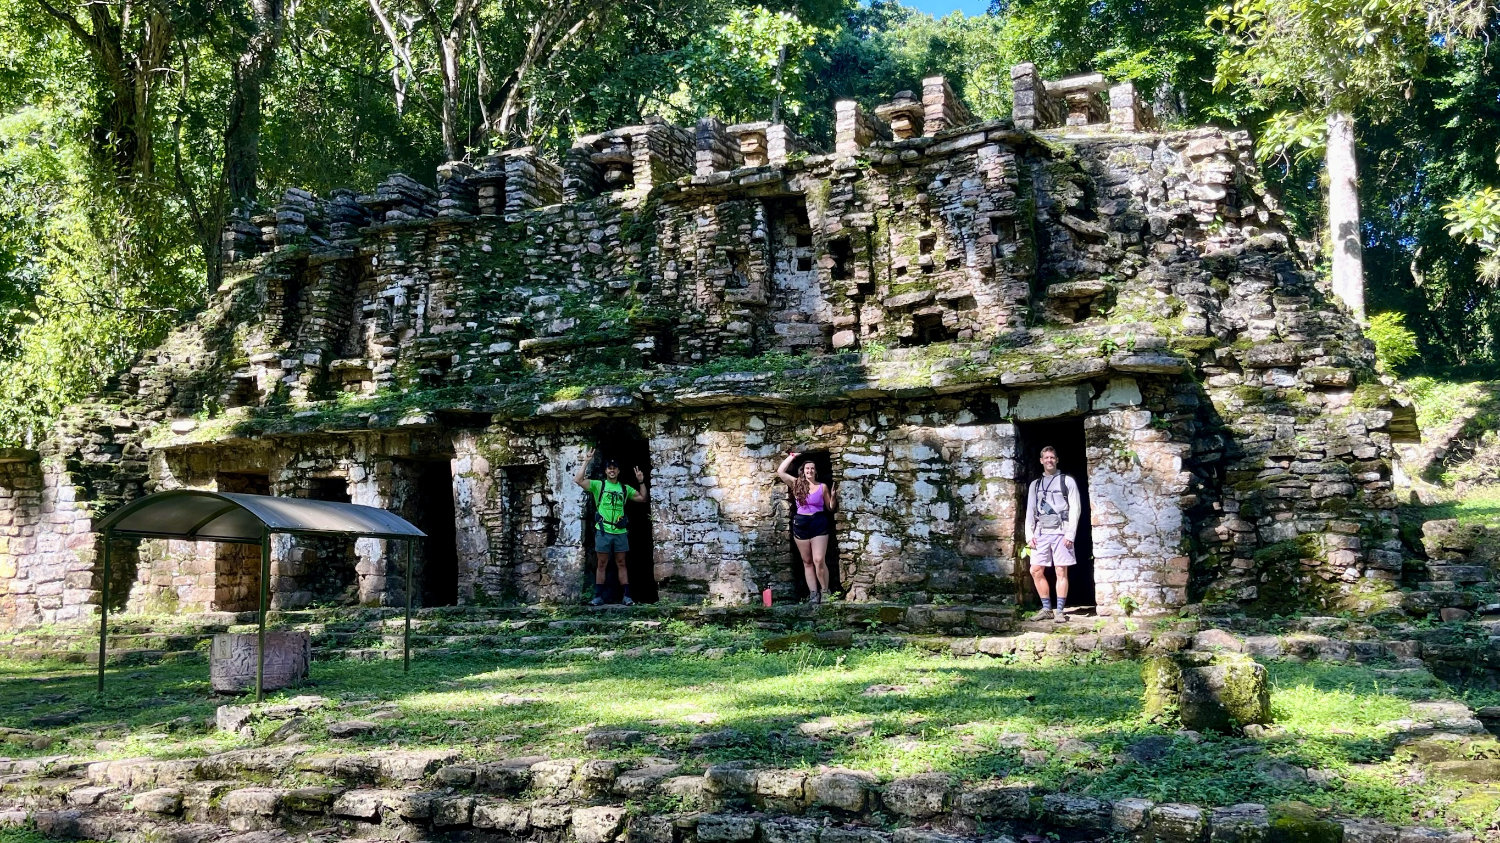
[43, 601, 1014, 638]
[1422, 564, 1491, 584]
[6, 739, 1483, 843]
[1402, 590, 1481, 611]
[3, 632, 215, 654]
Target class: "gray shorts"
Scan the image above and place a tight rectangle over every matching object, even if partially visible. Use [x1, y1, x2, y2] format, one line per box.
[595, 531, 629, 554]
[1030, 534, 1076, 567]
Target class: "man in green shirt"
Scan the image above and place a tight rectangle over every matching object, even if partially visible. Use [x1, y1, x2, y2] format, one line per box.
[573, 448, 647, 605]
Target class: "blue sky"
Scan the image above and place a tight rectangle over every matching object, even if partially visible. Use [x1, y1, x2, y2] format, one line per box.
[901, 0, 990, 16]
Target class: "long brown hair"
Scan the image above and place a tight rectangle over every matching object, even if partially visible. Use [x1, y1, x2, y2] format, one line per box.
[793, 461, 818, 505]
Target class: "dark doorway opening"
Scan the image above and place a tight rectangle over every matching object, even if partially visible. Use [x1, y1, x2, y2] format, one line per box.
[304, 477, 360, 606]
[582, 420, 658, 603]
[786, 449, 841, 600]
[403, 460, 459, 607]
[1014, 418, 1094, 610]
[214, 472, 270, 611]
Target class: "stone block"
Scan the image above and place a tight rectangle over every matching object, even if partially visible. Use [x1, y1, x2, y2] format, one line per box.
[1210, 803, 1269, 843]
[222, 787, 282, 817]
[958, 783, 1033, 819]
[433, 795, 475, 827]
[881, 772, 951, 817]
[1014, 385, 1092, 421]
[209, 631, 310, 693]
[330, 788, 391, 820]
[1144, 653, 1271, 734]
[809, 769, 874, 812]
[1043, 793, 1111, 828]
[761, 818, 822, 843]
[131, 787, 183, 815]
[473, 800, 531, 833]
[1150, 803, 1208, 843]
[574, 806, 627, 843]
[1112, 797, 1154, 832]
[696, 814, 759, 842]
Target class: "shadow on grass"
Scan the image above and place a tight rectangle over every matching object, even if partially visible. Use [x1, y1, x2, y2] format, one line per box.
[0, 647, 1442, 825]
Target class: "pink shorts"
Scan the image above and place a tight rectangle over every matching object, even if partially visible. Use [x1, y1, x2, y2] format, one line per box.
[1030, 534, 1076, 567]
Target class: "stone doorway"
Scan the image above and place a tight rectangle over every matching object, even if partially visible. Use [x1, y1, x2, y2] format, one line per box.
[786, 449, 841, 600]
[214, 472, 270, 611]
[302, 477, 360, 606]
[402, 460, 459, 607]
[582, 420, 658, 603]
[1015, 418, 1095, 610]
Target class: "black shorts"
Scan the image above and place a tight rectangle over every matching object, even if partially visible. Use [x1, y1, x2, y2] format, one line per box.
[793, 512, 831, 540]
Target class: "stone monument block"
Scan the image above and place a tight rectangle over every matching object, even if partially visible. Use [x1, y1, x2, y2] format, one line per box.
[1143, 651, 1270, 734]
[210, 631, 311, 693]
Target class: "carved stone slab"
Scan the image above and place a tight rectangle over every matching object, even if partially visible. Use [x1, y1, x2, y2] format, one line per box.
[210, 631, 311, 693]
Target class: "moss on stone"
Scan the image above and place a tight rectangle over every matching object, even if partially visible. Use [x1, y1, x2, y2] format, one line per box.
[1450, 785, 1500, 827]
[1141, 656, 1181, 723]
[1207, 656, 1272, 729]
[1235, 385, 1266, 404]
[1351, 383, 1390, 409]
[1267, 802, 1343, 843]
[1168, 335, 1219, 354]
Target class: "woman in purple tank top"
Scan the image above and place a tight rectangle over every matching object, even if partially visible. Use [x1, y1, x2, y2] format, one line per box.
[776, 451, 836, 604]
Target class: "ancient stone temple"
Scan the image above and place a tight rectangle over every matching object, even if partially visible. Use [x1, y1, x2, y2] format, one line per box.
[0, 65, 1417, 627]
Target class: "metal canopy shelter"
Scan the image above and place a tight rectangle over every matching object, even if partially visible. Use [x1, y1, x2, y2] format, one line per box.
[94, 490, 426, 701]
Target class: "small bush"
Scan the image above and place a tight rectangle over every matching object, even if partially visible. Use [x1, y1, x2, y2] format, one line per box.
[1366, 312, 1419, 373]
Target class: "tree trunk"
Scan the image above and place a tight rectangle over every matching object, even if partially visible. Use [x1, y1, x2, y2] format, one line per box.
[224, 0, 286, 213]
[438, 29, 463, 161]
[1325, 109, 1365, 322]
[37, 0, 174, 184]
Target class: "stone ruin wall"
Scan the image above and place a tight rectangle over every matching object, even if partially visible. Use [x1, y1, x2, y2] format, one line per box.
[0, 68, 1417, 628]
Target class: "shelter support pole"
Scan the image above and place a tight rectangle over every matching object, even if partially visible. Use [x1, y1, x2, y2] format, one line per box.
[257, 530, 271, 702]
[405, 540, 413, 673]
[97, 530, 112, 694]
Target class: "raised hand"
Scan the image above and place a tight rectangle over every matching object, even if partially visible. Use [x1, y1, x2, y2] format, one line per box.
[634, 466, 645, 483]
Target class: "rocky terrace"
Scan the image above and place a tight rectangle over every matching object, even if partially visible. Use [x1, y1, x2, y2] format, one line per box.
[4, 611, 1500, 839]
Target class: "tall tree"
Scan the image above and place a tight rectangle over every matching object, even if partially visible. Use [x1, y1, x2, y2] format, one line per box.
[366, 0, 481, 160]
[1212, 0, 1489, 323]
[30, 0, 182, 183]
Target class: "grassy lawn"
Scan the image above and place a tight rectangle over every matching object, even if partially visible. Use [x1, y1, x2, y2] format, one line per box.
[0, 646, 1483, 829]
[1421, 484, 1500, 528]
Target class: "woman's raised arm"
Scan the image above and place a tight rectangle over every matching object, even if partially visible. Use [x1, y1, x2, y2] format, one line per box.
[776, 451, 800, 486]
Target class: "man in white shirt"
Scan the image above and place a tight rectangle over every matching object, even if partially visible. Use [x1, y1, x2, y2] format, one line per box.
[1024, 445, 1081, 623]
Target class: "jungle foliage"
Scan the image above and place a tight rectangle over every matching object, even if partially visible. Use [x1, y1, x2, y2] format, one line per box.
[0, 0, 1496, 444]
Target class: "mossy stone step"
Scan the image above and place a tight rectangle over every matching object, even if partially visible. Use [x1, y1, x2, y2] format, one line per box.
[1403, 590, 1480, 610]
[1423, 565, 1491, 584]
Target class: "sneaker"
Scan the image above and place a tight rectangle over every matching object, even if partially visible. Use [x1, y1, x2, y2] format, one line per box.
[621, 595, 635, 606]
[589, 595, 605, 607]
[1030, 608, 1053, 621]
[1053, 608, 1066, 623]
[809, 591, 822, 605]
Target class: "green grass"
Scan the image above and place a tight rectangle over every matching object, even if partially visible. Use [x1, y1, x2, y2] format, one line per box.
[0, 649, 1484, 830]
[0, 829, 94, 843]
[1405, 377, 1498, 434]
[1420, 485, 1500, 528]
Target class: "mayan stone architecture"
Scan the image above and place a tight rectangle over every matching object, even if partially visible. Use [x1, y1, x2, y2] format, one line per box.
[0, 65, 1419, 628]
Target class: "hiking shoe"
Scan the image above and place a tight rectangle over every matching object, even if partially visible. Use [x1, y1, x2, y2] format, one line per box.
[1053, 609, 1066, 623]
[621, 595, 635, 606]
[589, 595, 605, 607]
[1030, 608, 1053, 621]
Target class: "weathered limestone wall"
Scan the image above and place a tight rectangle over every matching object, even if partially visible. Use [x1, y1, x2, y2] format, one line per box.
[0, 72, 1419, 626]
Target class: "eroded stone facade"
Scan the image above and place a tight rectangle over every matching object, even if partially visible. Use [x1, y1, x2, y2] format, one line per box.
[0, 67, 1417, 627]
